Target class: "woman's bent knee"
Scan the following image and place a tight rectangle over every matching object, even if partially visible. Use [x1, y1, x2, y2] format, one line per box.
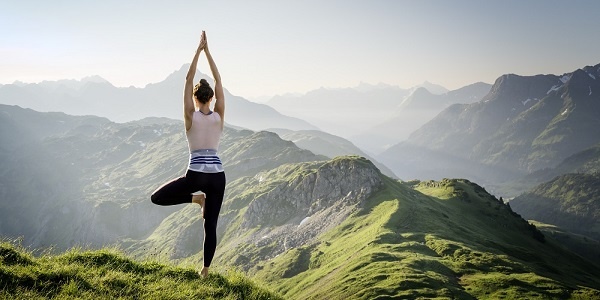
[150, 191, 162, 205]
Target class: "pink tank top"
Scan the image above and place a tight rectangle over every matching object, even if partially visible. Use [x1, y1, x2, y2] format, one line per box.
[186, 111, 223, 151]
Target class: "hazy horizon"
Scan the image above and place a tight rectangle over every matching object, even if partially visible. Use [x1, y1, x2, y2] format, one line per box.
[2, 0, 600, 101]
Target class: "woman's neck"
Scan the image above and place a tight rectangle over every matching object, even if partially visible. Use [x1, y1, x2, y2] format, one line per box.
[197, 103, 211, 114]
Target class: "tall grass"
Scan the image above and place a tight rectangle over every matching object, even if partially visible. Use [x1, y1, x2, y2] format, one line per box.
[0, 240, 282, 300]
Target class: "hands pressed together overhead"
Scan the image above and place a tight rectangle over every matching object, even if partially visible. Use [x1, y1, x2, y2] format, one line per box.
[199, 31, 208, 51]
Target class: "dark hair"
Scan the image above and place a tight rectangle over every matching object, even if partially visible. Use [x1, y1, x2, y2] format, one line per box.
[193, 79, 214, 104]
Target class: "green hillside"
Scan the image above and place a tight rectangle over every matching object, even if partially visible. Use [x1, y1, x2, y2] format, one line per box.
[0, 104, 326, 252]
[0, 241, 281, 300]
[529, 221, 600, 265]
[132, 155, 599, 299]
[510, 173, 600, 239]
[238, 176, 600, 299]
[551, 143, 600, 175]
[127, 156, 383, 264]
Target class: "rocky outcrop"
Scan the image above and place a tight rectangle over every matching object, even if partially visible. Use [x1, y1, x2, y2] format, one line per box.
[242, 156, 383, 229]
[215, 156, 384, 269]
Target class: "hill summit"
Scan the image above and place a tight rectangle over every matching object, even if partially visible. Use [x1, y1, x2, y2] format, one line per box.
[0, 241, 282, 299]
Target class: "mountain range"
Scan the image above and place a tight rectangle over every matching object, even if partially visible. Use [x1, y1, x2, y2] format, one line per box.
[353, 82, 491, 152]
[266, 81, 489, 154]
[0, 64, 317, 132]
[266, 128, 397, 178]
[378, 63, 600, 184]
[1, 66, 491, 158]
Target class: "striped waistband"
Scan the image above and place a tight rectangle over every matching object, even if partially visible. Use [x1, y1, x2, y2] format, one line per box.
[188, 149, 224, 173]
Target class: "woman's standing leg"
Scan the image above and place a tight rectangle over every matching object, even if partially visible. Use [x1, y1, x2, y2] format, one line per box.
[199, 171, 226, 276]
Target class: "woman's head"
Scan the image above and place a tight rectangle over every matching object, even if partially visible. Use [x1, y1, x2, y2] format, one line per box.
[193, 79, 214, 104]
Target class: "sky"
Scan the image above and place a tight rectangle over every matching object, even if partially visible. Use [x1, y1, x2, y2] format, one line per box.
[2, 0, 600, 101]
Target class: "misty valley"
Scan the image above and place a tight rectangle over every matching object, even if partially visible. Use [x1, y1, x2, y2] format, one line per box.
[1, 63, 600, 299]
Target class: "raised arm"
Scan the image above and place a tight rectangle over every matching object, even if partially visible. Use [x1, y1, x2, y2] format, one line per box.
[203, 34, 224, 127]
[184, 32, 207, 130]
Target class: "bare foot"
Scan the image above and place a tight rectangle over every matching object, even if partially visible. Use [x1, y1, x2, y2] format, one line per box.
[199, 266, 209, 278]
[192, 194, 206, 212]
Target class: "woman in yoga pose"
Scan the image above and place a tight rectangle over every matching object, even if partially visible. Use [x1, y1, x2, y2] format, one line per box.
[151, 31, 225, 278]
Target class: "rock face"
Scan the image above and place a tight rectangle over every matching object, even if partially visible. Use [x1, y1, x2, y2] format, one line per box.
[215, 156, 384, 270]
[242, 156, 383, 228]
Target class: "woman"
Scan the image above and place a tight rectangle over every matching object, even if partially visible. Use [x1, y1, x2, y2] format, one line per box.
[151, 31, 225, 278]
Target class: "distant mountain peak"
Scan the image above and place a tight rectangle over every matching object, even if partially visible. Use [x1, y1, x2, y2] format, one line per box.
[483, 64, 600, 106]
[179, 63, 192, 71]
[82, 75, 109, 84]
[150, 64, 212, 88]
[411, 81, 449, 95]
[483, 72, 560, 104]
[410, 86, 434, 97]
[582, 63, 600, 80]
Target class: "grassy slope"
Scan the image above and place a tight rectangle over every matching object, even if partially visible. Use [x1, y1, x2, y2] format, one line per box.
[213, 158, 368, 268]
[530, 221, 600, 265]
[509, 173, 600, 239]
[0, 241, 282, 300]
[250, 177, 600, 299]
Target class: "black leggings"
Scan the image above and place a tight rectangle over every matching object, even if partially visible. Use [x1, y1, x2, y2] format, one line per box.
[151, 170, 226, 267]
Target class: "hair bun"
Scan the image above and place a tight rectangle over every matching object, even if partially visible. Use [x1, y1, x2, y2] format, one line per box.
[193, 78, 215, 104]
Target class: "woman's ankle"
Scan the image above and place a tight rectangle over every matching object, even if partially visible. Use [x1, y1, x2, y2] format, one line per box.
[200, 266, 209, 278]
[192, 194, 205, 205]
